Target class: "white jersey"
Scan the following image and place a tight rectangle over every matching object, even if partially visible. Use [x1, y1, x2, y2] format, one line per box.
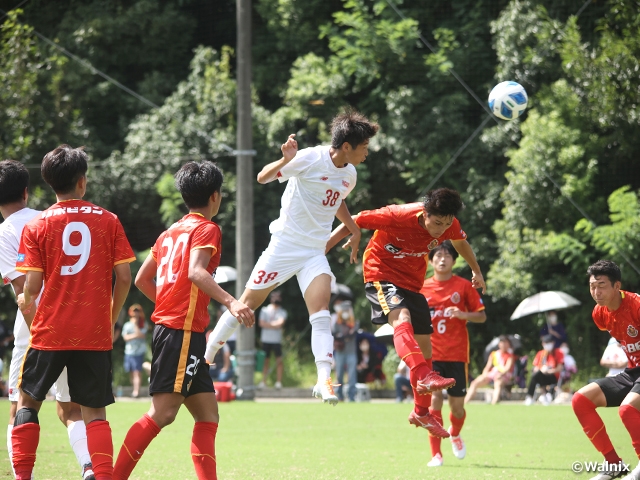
[0, 207, 40, 347]
[271, 145, 357, 250]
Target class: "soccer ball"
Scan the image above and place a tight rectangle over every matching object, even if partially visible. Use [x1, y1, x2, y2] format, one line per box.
[488, 81, 528, 120]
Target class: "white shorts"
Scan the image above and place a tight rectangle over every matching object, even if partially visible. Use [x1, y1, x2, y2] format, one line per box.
[8, 345, 71, 403]
[246, 236, 335, 295]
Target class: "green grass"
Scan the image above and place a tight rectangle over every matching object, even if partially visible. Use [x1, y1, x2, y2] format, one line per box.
[0, 399, 636, 479]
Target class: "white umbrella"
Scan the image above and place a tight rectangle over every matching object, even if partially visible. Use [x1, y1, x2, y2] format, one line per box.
[213, 266, 237, 284]
[510, 291, 581, 320]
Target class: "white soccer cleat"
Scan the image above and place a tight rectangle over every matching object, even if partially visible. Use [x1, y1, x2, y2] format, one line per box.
[275, 381, 282, 390]
[524, 396, 533, 406]
[312, 378, 339, 406]
[538, 393, 551, 406]
[449, 427, 466, 459]
[589, 464, 630, 480]
[257, 381, 265, 390]
[621, 461, 640, 480]
[427, 453, 443, 467]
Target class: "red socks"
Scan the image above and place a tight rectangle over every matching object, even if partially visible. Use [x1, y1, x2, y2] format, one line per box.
[11, 423, 40, 480]
[449, 409, 466, 437]
[114, 414, 161, 480]
[620, 405, 640, 459]
[428, 408, 443, 456]
[572, 393, 621, 464]
[86, 420, 114, 480]
[393, 322, 433, 416]
[191, 422, 218, 480]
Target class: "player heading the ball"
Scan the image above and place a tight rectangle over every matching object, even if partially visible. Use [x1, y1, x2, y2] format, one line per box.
[327, 188, 486, 437]
[13, 145, 136, 480]
[573, 260, 640, 480]
[114, 161, 252, 480]
[205, 110, 379, 405]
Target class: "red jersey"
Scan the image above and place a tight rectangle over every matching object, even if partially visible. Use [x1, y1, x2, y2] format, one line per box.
[16, 200, 135, 350]
[533, 349, 565, 380]
[358, 203, 467, 292]
[593, 290, 640, 368]
[151, 213, 222, 333]
[420, 275, 484, 363]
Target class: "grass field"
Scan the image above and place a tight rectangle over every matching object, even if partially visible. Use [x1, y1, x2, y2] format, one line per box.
[0, 398, 636, 479]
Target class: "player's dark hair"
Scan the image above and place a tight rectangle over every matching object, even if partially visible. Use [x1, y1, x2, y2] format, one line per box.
[175, 161, 223, 208]
[423, 188, 465, 217]
[587, 260, 621, 285]
[41, 145, 88, 194]
[330, 110, 379, 150]
[428, 240, 459, 261]
[0, 160, 29, 206]
[498, 335, 511, 347]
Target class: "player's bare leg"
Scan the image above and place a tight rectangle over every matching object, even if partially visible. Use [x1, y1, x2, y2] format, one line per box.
[572, 382, 626, 478]
[205, 286, 275, 362]
[184, 392, 219, 479]
[388, 309, 449, 437]
[304, 274, 339, 405]
[58, 401, 93, 479]
[464, 373, 490, 404]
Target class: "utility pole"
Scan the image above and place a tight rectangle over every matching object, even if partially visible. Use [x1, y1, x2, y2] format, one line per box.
[234, 0, 256, 400]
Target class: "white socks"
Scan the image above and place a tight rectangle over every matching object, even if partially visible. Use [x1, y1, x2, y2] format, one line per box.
[7, 423, 15, 478]
[67, 420, 91, 468]
[309, 310, 333, 383]
[205, 309, 241, 363]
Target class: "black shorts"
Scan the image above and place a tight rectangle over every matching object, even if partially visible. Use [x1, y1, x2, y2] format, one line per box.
[19, 347, 114, 408]
[364, 281, 433, 335]
[594, 367, 640, 407]
[432, 361, 468, 397]
[149, 325, 215, 397]
[263, 342, 282, 358]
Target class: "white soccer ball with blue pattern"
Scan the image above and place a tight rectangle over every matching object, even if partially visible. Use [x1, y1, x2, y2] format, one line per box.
[488, 81, 528, 120]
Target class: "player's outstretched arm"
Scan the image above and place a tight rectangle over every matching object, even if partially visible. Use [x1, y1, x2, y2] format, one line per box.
[257, 134, 298, 184]
[335, 202, 362, 264]
[112, 263, 132, 325]
[188, 248, 255, 327]
[135, 253, 158, 302]
[451, 239, 486, 294]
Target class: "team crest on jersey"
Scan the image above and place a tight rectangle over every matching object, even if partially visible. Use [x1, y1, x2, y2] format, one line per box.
[321, 176, 328, 181]
[628, 325, 638, 338]
[451, 292, 461, 304]
[390, 296, 401, 305]
[342, 180, 350, 188]
[427, 239, 439, 250]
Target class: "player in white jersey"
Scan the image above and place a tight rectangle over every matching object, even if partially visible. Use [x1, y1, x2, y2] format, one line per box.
[205, 111, 379, 404]
[0, 160, 94, 480]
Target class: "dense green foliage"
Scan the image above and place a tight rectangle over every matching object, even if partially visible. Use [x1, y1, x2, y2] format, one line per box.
[1, 0, 639, 376]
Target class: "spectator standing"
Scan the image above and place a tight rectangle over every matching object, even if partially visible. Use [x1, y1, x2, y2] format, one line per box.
[600, 337, 627, 377]
[539, 311, 568, 350]
[258, 291, 287, 389]
[122, 304, 148, 398]
[332, 300, 358, 402]
[524, 334, 565, 406]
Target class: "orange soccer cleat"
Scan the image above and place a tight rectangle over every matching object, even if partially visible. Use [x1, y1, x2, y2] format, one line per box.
[415, 371, 456, 394]
[408, 411, 450, 438]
